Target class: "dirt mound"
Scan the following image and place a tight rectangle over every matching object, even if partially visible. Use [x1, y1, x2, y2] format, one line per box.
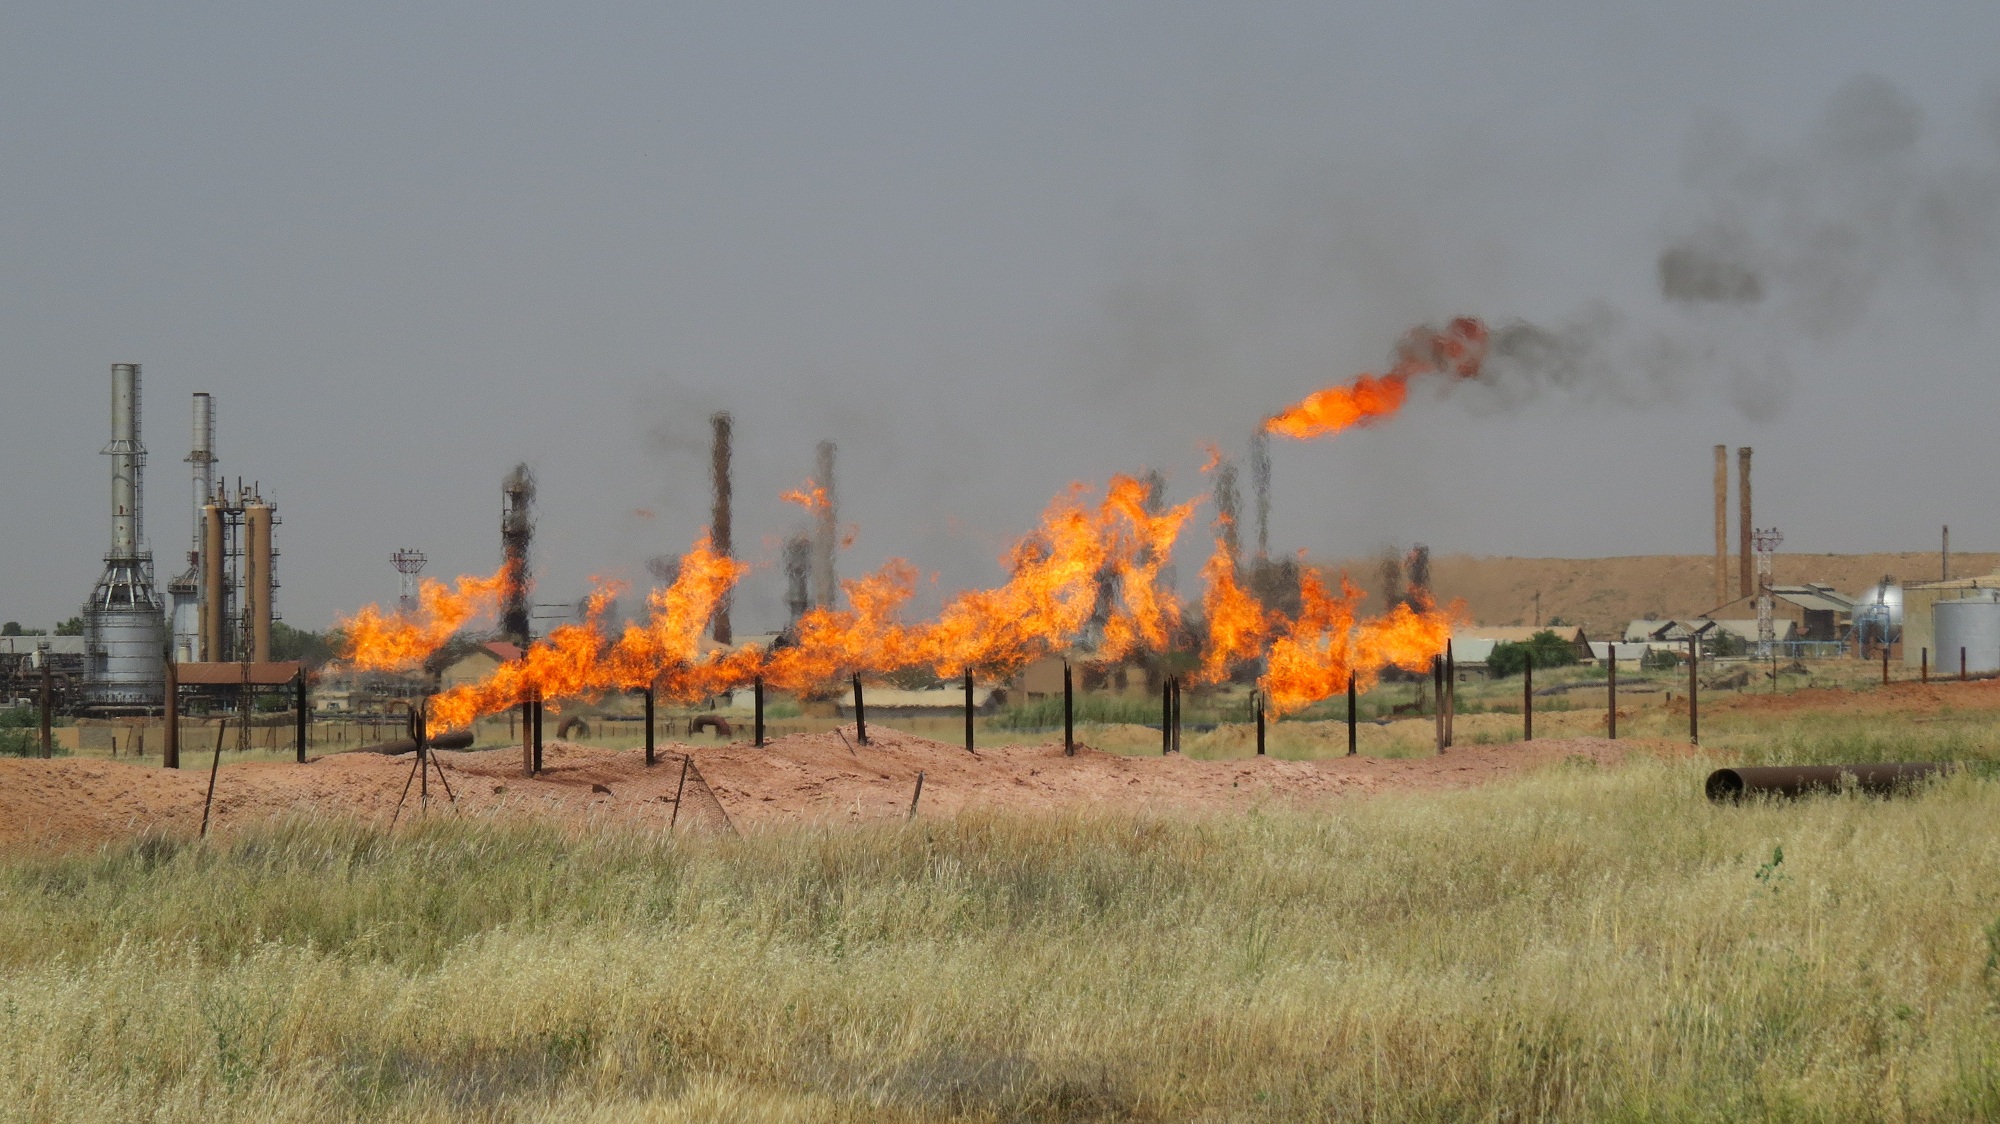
[0, 726, 1686, 852]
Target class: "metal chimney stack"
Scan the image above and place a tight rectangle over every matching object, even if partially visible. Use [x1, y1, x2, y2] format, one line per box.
[83, 364, 166, 708]
[168, 393, 215, 662]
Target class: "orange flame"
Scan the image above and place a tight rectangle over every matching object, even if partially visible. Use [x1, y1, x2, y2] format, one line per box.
[1261, 572, 1461, 716]
[781, 481, 830, 513]
[337, 570, 509, 672]
[759, 560, 925, 694]
[1097, 475, 1199, 664]
[429, 540, 750, 729]
[1193, 539, 1269, 684]
[920, 486, 1115, 678]
[1265, 317, 1489, 440]
[394, 470, 1463, 734]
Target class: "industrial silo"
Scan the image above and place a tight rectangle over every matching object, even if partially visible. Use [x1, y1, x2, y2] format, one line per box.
[1933, 593, 2000, 674]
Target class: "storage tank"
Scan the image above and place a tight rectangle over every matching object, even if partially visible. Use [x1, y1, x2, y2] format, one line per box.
[244, 495, 274, 662]
[1933, 594, 2000, 674]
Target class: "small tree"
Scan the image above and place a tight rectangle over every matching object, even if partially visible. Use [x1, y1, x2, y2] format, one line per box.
[53, 617, 83, 636]
[1487, 630, 1581, 678]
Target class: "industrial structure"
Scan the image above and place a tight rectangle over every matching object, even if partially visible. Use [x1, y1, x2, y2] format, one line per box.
[392, 549, 427, 613]
[196, 480, 281, 663]
[710, 412, 734, 644]
[811, 440, 838, 610]
[81, 365, 167, 709]
[500, 464, 535, 645]
[167, 392, 215, 663]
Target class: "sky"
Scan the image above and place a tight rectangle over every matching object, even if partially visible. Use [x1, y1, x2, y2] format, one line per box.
[5, 0, 2000, 633]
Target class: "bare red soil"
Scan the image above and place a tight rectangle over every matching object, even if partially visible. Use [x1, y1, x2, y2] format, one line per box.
[0, 726, 1691, 852]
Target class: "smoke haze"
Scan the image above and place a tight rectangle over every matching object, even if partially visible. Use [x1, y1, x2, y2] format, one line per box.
[3, 3, 1999, 632]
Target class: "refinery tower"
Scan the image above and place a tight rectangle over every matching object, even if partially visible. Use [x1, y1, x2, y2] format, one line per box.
[82, 364, 166, 708]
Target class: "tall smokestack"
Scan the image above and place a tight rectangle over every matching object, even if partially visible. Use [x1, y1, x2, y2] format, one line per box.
[1250, 427, 1272, 560]
[812, 440, 838, 609]
[1738, 447, 1753, 601]
[1212, 457, 1241, 566]
[1714, 444, 1728, 608]
[169, 393, 215, 663]
[84, 363, 166, 707]
[709, 411, 733, 644]
[783, 533, 812, 627]
[500, 464, 535, 645]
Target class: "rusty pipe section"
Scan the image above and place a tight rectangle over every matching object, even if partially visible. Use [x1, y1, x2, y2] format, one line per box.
[1706, 762, 1950, 801]
[347, 729, 475, 756]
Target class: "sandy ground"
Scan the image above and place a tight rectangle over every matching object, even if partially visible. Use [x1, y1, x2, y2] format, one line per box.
[0, 727, 1690, 851]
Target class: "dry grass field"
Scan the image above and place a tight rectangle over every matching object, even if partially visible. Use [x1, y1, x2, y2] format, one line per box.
[3, 662, 2000, 1120]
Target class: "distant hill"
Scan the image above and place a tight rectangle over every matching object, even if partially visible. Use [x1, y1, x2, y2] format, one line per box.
[1315, 552, 2000, 639]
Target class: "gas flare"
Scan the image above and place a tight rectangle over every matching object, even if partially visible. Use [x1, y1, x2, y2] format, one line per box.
[921, 486, 1113, 678]
[1261, 572, 1458, 715]
[1265, 317, 1490, 440]
[781, 481, 830, 513]
[1193, 539, 1269, 684]
[762, 559, 926, 694]
[338, 570, 508, 672]
[1097, 475, 1199, 663]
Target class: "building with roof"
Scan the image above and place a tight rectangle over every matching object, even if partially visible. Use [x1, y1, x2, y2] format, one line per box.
[439, 641, 522, 692]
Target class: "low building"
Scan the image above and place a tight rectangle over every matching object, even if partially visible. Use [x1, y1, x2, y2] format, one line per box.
[439, 641, 522, 692]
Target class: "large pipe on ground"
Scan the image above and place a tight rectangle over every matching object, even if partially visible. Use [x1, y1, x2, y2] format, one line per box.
[1706, 762, 1949, 801]
[344, 729, 476, 756]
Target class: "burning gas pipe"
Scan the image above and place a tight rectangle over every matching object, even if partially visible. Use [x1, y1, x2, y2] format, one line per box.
[1705, 763, 1950, 801]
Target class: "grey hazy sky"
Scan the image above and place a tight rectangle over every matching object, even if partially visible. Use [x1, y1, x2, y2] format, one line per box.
[6, 0, 2000, 632]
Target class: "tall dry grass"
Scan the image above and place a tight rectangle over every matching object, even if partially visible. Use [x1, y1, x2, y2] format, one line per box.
[2, 746, 1999, 1120]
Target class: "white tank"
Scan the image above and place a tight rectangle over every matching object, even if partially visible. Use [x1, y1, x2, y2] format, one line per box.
[1934, 597, 2000, 674]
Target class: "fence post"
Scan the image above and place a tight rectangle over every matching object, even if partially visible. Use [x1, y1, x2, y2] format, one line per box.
[294, 670, 308, 763]
[164, 661, 179, 768]
[1347, 672, 1357, 756]
[852, 674, 867, 746]
[1062, 659, 1074, 756]
[1606, 643, 1616, 740]
[1523, 650, 1534, 742]
[1688, 636, 1699, 746]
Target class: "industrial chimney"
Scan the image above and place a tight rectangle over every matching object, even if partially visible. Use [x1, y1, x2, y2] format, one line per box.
[168, 392, 215, 663]
[83, 364, 166, 708]
[500, 464, 535, 645]
[1738, 447, 1753, 601]
[811, 440, 838, 610]
[1713, 444, 1728, 609]
[710, 412, 733, 644]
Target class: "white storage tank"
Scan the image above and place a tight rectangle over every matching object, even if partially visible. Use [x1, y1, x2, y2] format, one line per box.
[1933, 592, 2000, 674]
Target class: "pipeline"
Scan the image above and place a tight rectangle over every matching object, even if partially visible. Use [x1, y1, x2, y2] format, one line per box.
[347, 729, 476, 756]
[1705, 762, 1950, 801]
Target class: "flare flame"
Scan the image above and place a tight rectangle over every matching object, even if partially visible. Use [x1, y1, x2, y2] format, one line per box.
[1265, 317, 1490, 440]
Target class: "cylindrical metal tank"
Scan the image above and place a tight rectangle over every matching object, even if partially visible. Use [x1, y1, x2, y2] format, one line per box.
[1934, 596, 2000, 674]
[202, 501, 227, 661]
[82, 580, 165, 707]
[245, 498, 274, 662]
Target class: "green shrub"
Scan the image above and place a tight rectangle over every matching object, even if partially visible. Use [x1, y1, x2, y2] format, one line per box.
[1486, 631, 1581, 678]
